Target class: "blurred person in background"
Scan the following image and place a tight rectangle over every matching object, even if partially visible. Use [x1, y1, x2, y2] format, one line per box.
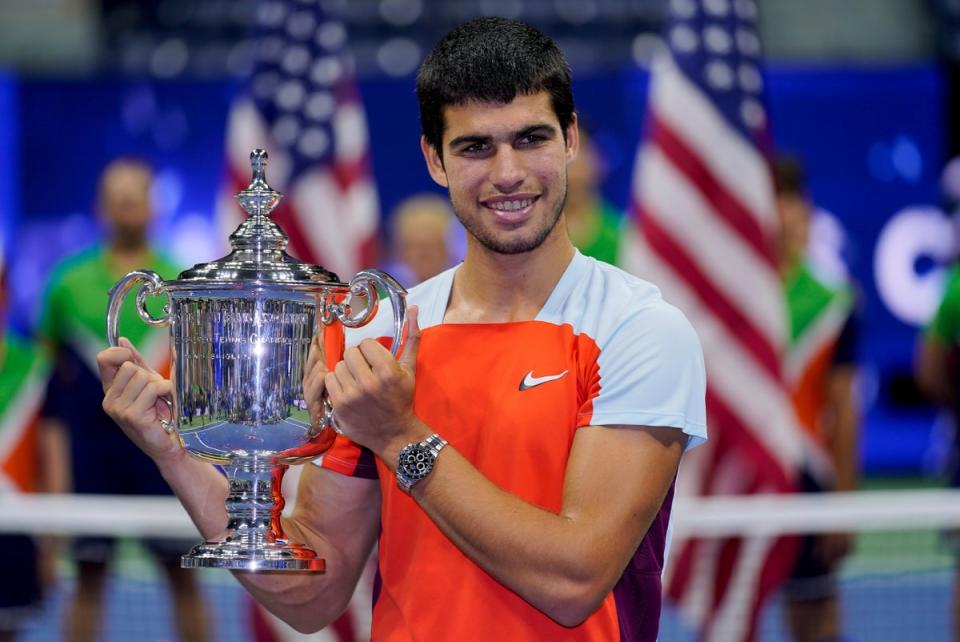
[915, 156, 960, 642]
[37, 158, 209, 642]
[0, 248, 53, 641]
[564, 124, 622, 265]
[388, 192, 458, 286]
[774, 156, 861, 642]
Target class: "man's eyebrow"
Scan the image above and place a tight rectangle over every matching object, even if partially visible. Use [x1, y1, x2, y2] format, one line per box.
[447, 123, 559, 150]
[515, 123, 557, 138]
[447, 134, 491, 149]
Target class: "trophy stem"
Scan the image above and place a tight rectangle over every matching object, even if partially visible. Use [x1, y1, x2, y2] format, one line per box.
[181, 455, 325, 572]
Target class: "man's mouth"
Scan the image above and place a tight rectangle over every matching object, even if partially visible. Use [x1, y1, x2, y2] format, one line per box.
[481, 195, 540, 223]
[487, 197, 535, 211]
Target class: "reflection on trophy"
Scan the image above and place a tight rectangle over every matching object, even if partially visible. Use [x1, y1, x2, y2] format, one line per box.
[105, 149, 406, 571]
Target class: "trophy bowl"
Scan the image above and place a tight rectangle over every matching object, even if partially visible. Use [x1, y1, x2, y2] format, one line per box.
[105, 150, 406, 571]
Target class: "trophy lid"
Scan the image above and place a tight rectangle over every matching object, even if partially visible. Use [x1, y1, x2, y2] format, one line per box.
[174, 149, 339, 286]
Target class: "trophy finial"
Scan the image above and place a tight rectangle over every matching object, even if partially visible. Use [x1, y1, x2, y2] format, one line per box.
[237, 148, 282, 218]
[250, 149, 268, 186]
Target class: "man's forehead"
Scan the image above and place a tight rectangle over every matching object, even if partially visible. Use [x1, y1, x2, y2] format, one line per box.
[441, 92, 558, 139]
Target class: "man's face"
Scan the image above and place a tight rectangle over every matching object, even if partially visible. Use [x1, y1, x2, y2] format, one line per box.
[775, 192, 810, 265]
[100, 164, 153, 239]
[421, 91, 578, 256]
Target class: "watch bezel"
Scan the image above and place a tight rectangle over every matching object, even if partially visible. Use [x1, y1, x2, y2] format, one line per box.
[396, 434, 447, 492]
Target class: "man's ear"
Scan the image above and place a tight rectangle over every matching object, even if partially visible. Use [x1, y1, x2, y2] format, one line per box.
[565, 113, 580, 164]
[421, 135, 449, 188]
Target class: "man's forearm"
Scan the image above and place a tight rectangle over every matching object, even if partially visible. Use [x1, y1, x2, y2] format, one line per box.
[402, 424, 685, 627]
[154, 449, 231, 541]
[828, 405, 859, 491]
[826, 367, 860, 492]
[411, 447, 607, 625]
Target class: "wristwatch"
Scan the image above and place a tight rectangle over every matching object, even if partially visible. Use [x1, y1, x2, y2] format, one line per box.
[396, 434, 448, 492]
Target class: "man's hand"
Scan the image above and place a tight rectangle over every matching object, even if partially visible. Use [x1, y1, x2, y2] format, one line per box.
[324, 306, 428, 461]
[815, 531, 854, 568]
[97, 337, 181, 464]
[303, 333, 330, 429]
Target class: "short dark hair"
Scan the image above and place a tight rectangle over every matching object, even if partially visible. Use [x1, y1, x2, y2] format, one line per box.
[416, 17, 575, 156]
[772, 154, 807, 198]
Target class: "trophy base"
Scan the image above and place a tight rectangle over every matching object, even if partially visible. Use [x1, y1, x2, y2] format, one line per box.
[181, 540, 326, 572]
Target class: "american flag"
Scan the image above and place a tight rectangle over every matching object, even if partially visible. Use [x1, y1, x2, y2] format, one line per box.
[620, 0, 803, 639]
[217, 0, 379, 279]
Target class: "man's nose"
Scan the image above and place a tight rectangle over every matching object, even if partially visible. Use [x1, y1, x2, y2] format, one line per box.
[490, 148, 524, 192]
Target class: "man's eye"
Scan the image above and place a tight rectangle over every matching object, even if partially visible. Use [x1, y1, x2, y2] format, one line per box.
[463, 143, 488, 154]
[518, 135, 545, 146]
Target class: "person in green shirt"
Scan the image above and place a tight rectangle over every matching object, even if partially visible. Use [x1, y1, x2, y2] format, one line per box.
[917, 261, 960, 642]
[564, 125, 623, 266]
[38, 158, 209, 642]
[775, 156, 861, 642]
[0, 248, 53, 642]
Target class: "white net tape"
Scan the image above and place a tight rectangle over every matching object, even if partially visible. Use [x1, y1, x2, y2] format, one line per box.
[3, 488, 960, 538]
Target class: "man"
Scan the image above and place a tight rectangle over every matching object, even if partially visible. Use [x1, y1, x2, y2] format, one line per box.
[39, 158, 209, 642]
[97, 18, 706, 640]
[564, 124, 623, 265]
[774, 157, 860, 642]
[0, 250, 51, 642]
[916, 255, 960, 642]
[388, 192, 458, 286]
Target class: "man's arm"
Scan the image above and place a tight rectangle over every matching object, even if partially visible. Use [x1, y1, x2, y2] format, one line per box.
[97, 340, 381, 634]
[825, 364, 859, 492]
[238, 464, 381, 632]
[916, 334, 956, 408]
[408, 423, 685, 627]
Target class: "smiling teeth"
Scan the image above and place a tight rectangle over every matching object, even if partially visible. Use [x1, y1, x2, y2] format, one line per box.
[489, 199, 533, 211]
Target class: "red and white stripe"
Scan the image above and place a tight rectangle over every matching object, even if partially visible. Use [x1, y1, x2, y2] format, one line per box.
[623, 56, 802, 640]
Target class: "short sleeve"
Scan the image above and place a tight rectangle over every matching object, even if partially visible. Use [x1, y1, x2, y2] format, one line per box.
[37, 268, 66, 346]
[579, 301, 707, 449]
[315, 435, 380, 479]
[928, 267, 960, 344]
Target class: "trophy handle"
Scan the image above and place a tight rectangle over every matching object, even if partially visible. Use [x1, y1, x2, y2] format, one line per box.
[106, 270, 175, 433]
[318, 269, 408, 430]
[342, 269, 408, 356]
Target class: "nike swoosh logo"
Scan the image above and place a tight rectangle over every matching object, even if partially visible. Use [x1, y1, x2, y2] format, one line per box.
[519, 370, 569, 391]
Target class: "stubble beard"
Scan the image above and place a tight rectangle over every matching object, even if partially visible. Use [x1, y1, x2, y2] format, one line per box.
[452, 182, 568, 256]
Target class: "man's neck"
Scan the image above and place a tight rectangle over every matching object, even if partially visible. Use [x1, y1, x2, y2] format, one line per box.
[444, 230, 576, 324]
[106, 241, 151, 276]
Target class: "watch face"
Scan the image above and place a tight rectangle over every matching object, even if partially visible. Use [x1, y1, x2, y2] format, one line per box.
[400, 444, 432, 481]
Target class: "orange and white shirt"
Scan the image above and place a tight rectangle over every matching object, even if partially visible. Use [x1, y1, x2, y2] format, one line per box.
[319, 251, 707, 641]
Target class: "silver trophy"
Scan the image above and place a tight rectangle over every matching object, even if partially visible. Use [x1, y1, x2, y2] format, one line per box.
[105, 149, 406, 571]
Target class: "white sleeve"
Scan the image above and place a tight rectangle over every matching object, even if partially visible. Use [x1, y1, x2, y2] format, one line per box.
[582, 300, 708, 449]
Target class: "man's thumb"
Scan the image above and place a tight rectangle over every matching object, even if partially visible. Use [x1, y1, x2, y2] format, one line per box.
[118, 337, 149, 369]
[397, 305, 421, 370]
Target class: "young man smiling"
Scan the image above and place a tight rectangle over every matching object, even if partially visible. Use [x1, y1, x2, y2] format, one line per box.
[97, 17, 707, 640]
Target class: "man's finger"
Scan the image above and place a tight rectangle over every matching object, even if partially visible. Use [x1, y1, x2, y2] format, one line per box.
[397, 305, 421, 372]
[343, 347, 375, 386]
[305, 334, 324, 376]
[118, 337, 152, 371]
[115, 367, 156, 409]
[97, 346, 135, 392]
[324, 371, 343, 404]
[127, 378, 172, 424]
[332, 360, 357, 396]
[102, 359, 140, 402]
